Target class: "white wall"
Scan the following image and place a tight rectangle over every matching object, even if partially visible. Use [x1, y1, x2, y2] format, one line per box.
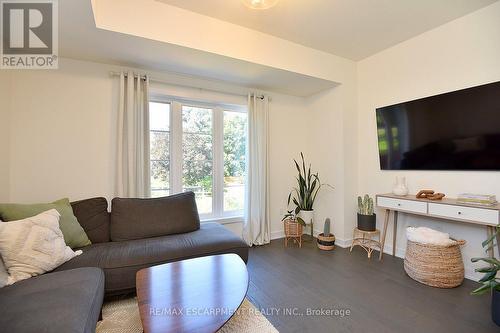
[268, 94, 309, 238]
[9, 60, 117, 203]
[357, 2, 500, 280]
[305, 78, 358, 246]
[0, 72, 11, 202]
[4, 57, 310, 239]
[262, 56, 358, 245]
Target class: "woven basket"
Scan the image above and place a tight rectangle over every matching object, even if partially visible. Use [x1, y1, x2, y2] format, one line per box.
[317, 233, 335, 250]
[284, 219, 303, 237]
[284, 219, 303, 247]
[404, 239, 466, 288]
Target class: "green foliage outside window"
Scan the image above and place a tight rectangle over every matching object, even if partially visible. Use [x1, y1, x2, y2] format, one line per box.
[150, 104, 247, 212]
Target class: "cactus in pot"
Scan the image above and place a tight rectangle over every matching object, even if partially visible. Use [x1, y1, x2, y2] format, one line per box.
[323, 218, 331, 236]
[357, 194, 376, 231]
[358, 194, 374, 215]
[317, 218, 335, 250]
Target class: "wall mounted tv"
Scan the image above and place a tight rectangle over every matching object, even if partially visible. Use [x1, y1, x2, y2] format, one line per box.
[376, 81, 500, 170]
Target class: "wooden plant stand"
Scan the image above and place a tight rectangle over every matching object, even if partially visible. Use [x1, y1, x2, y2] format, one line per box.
[350, 228, 381, 259]
[284, 219, 303, 248]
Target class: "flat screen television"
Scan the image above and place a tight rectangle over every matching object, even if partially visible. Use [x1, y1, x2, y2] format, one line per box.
[376, 81, 500, 170]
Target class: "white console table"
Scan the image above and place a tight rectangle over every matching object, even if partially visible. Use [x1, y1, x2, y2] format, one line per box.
[376, 193, 500, 260]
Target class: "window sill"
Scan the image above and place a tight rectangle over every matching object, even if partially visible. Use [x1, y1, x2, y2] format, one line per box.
[201, 216, 244, 225]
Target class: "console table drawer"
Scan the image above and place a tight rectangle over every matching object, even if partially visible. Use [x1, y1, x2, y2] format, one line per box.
[428, 203, 498, 226]
[377, 197, 427, 214]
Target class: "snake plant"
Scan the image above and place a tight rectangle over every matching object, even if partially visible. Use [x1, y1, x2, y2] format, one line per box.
[287, 152, 332, 215]
[471, 225, 500, 294]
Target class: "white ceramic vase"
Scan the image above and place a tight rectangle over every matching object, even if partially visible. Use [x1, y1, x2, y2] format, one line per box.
[393, 176, 409, 196]
[298, 210, 314, 225]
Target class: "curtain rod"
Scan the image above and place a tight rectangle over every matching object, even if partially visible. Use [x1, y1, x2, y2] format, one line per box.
[109, 71, 266, 100]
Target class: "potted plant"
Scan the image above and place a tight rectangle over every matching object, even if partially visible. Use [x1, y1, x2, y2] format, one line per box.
[471, 226, 500, 326]
[287, 153, 332, 239]
[282, 209, 306, 247]
[317, 218, 335, 250]
[357, 194, 376, 231]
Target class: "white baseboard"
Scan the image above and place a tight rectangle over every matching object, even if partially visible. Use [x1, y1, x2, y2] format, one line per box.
[335, 237, 353, 248]
[270, 230, 285, 240]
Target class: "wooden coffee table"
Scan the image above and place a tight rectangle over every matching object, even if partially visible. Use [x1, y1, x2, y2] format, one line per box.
[136, 254, 248, 333]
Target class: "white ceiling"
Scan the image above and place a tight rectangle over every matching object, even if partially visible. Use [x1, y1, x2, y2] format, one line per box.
[58, 0, 498, 96]
[58, 0, 337, 96]
[157, 0, 498, 60]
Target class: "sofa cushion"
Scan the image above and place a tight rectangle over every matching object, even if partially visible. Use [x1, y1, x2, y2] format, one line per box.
[56, 223, 248, 294]
[71, 197, 110, 243]
[0, 198, 91, 248]
[0, 267, 104, 333]
[110, 192, 200, 241]
[0, 209, 82, 285]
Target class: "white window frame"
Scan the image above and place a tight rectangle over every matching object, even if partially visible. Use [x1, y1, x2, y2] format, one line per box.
[149, 93, 247, 223]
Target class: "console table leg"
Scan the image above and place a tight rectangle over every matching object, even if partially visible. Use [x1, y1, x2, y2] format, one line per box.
[393, 211, 398, 257]
[496, 228, 500, 258]
[487, 226, 495, 258]
[379, 209, 390, 260]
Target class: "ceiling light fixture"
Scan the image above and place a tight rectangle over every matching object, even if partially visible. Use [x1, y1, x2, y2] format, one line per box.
[241, 0, 279, 10]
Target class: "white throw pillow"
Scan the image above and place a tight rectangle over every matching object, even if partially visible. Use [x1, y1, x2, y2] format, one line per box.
[406, 226, 455, 246]
[0, 256, 8, 288]
[0, 220, 9, 288]
[0, 209, 82, 285]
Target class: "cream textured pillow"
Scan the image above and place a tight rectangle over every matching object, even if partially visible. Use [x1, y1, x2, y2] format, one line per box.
[0, 220, 7, 288]
[0, 209, 82, 285]
[0, 256, 7, 288]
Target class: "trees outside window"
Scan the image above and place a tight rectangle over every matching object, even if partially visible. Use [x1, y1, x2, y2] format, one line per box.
[149, 99, 247, 219]
[150, 102, 170, 198]
[223, 111, 247, 213]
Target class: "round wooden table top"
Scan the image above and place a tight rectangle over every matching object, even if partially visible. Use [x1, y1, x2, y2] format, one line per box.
[136, 254, 249, 333]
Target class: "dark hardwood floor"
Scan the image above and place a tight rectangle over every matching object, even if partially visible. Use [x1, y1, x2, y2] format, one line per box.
[246, 238, 497, 333]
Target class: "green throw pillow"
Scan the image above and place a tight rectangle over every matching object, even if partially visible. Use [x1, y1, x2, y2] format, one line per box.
[0, 198, 91, 249]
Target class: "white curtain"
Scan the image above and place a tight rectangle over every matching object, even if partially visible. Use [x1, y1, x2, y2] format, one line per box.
[243, 94, 270, 246]
[115, 72, 151, 198]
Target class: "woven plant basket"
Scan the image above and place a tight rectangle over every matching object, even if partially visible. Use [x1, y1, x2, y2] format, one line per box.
[284, 219, 303, 237]
[284, 219, 303, 247]
[404, 239, 466, 288]
[317, 233, 335, 250]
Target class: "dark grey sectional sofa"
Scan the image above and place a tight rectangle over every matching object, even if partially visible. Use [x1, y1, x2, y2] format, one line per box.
[0, 192, 249, 333]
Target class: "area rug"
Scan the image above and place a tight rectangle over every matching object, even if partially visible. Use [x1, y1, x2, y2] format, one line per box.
[96, 297, 278, 333]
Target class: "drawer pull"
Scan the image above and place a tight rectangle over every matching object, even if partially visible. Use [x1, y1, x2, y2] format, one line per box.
[397, 203, 401, 206]
[458, 212, 462, 215]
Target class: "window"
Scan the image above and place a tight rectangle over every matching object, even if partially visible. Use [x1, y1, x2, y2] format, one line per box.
[150, 102, 170, 197]
[182, 105, 213, 214]
[149, 97, 247, 220]
[223, 111, 246, 213]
